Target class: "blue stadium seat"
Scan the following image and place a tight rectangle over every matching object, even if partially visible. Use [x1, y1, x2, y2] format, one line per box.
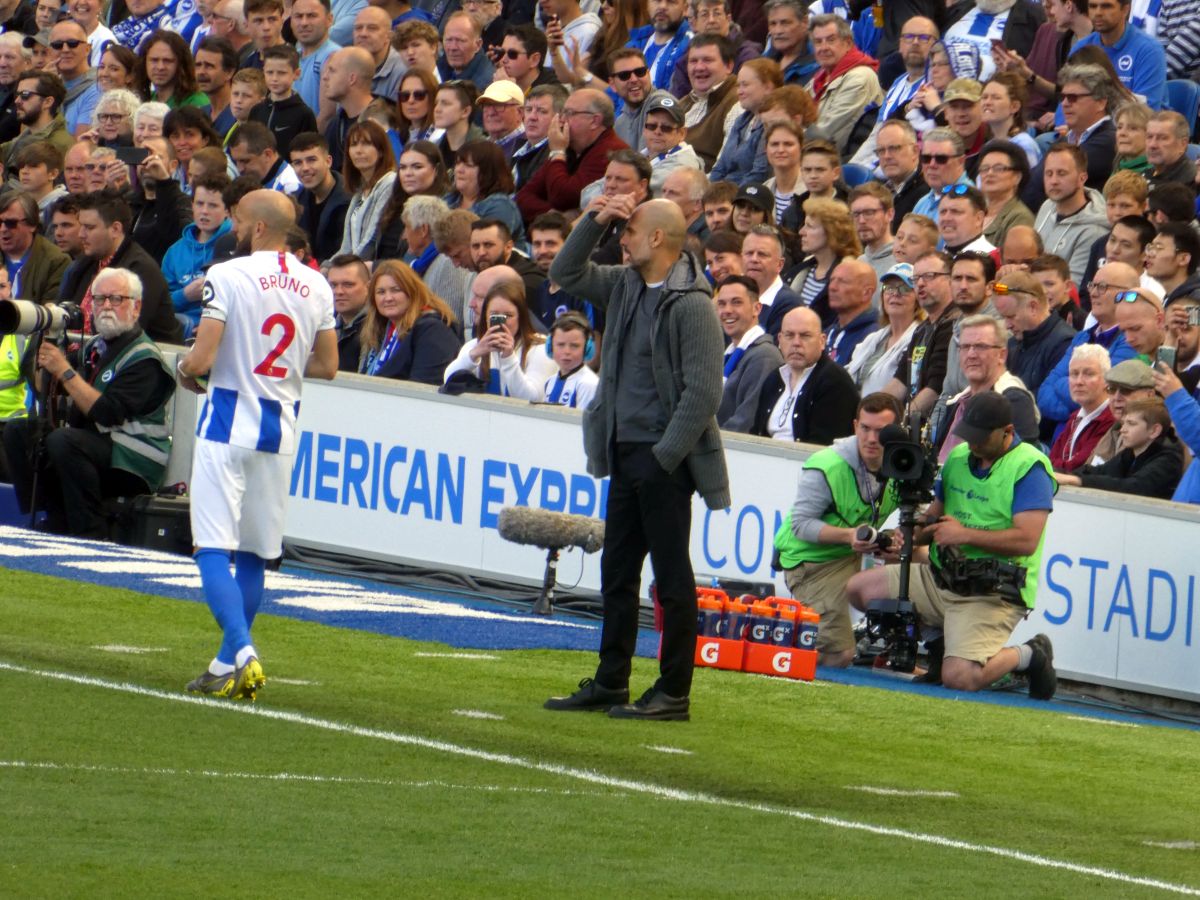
[841, 163, 873, 187]
[1166, 80, 1200, 140]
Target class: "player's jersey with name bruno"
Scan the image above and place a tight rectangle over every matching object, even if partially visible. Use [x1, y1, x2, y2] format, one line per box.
[195, 250, 335, 455]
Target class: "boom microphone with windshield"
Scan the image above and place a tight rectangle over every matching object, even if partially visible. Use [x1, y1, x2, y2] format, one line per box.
[497, 506, 605, 615]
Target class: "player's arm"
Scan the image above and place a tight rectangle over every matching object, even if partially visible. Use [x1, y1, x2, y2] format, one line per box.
[178, 317, 226, 392]
[304, 329, 338, 380]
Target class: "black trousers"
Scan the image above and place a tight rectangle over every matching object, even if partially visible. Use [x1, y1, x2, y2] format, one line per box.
[595, 442, 698, 698]
[3, 420, 147, 538]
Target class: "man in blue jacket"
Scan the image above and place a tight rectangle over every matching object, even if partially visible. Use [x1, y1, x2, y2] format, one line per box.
[162, 173, 233, 339]
[625, 0, 693, 95]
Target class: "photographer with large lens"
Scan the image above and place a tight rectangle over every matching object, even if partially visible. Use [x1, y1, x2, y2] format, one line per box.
[2, 266, 175, 538]
[773, 392, 903, 668]
[845, 392, 1060, 700]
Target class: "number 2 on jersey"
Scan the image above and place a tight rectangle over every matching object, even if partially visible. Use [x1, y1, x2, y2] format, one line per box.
[253, 313, 297, 378]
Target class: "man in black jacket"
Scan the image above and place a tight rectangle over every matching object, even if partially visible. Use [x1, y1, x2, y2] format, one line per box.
[751, 305, 858, 443]
[326, 254, 369, 372]
[125, 137, 193, 263]
[61, 191, 183, 344]
[290, 132, 349, 265]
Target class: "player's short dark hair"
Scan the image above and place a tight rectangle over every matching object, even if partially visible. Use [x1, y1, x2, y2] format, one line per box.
[704, 181, 739, 206]
[244, 0, 284, 16]
[77, 190, 132, 233]
[289, 132, 329, 157]
[858, 392, 903, 420]
[550, 310, 591, 340]
[196, 35, 239, 72]
[688, 32, 735, 65]
[469, 217, 512, 243]
[529, 210, 571, 241]
[261, 44, 300, 69]
[607, 147, 651, 183]
[717, 274, 759, 299]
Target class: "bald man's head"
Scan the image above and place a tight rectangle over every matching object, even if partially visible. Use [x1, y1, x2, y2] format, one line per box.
[619, 199, 688, 275]
[1001, 225, 1043, 267]
[233, 190, 297, 252]
[778, 305, 826, 372]
[469, 264, 522, 319]
[829, 259, 876, 318]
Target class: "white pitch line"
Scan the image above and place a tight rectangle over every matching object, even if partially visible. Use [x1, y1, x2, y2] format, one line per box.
[1065, 715, 1140, 729]
[414, 652, 500, 660]
[92, 645, 170, 655]
[0, 759, 618, 798]
[2, 659, 1197, 898]
[1144, 841, 1198, 851]
[271, 678, 319, 686]
[452, 709, 505, 721]
[644, 745, 693, 756]
[849, 785, 960, 799]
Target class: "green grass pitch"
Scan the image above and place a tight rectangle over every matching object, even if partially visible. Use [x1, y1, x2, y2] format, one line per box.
[1, 568, 1198, 898]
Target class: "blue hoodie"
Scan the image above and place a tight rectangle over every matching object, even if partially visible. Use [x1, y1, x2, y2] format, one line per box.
[162, 218, 233, 328]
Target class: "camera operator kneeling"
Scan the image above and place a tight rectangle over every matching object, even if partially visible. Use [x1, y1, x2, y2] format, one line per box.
[844, 392, 1060, 699]
[774, 392, 904, 668]
[3, 267, 176, 538]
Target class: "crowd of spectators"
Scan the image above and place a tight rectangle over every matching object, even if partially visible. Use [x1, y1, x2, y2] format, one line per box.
[0, 0, 1200, 510]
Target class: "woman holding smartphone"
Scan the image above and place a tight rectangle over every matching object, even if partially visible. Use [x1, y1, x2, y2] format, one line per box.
[443, 282, 556, 399]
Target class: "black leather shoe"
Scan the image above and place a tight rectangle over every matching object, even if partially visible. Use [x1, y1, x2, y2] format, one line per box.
[1025, 633, 1057, 701]
[607, 687, 690, 721]
[544, 677, 628, 712]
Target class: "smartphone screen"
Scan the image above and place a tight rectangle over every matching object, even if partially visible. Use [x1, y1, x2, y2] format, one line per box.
[114, 146, 150, 166]
[1156, 346, 1177, 371]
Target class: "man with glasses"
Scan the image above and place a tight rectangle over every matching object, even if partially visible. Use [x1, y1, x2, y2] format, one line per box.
[478, 79, 527, 162]
[849, 182, 895, 299]
[850, 16, 938, 169]
[0, 189, 67, 302]
[208, 0, 254, 66]
[511, 83, 565, 190]
[639, 95, 702, 194]
[499, 24, 556, 95]
[875, 119, 927, 221]
[1033, 142, 1107, 284]
[1144, 221, 1200, 306]
[1038, 260, 1139, 423]
[1089, 359, 1162, 463]
[1023, 63, 1118, 210]
[0, 70, 69, 179]
[2, 265, 175, 539]
[610, 47, 670, 149]
[49, 20, 97, 137]
[888, 249, 961, 415]
[516, 87, 628, 221]
[911, 127, 970, 223]
[669, 0, 760, 96]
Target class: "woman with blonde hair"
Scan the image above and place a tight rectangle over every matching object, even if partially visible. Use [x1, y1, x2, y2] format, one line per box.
[443, 281, 556, 399]
[789, 196, 861, 325]
[846, 266, 926, 395]
[360, 260, 462, 384]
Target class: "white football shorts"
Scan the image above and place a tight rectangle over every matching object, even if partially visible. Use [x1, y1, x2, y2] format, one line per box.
[190, 440, 291, 558]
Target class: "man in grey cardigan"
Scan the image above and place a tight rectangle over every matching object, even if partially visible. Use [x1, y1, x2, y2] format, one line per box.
[544, 196, 728, 721]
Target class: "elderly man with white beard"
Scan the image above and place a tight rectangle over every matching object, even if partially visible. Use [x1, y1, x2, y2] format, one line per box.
[1, 266, 176, 538]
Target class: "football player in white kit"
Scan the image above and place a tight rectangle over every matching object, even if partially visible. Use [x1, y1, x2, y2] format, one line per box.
[177, 190, 339, 699]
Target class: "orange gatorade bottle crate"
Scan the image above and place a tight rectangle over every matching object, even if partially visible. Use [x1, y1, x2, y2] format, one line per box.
[693, 588, 745, 671]
[741, 597, 818, 681]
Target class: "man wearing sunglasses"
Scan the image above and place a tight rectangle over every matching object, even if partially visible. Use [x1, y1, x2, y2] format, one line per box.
[0, 71, 70, 181]
[0, 189, 68, 303]
[1032, 142, 1107, 284]
[937, 183, 996, 258]
[1114, 285, 1168, 361]
[49, 20, 97, 138]
[610, 47, 670, 151]
[911, 127, 971, 224]
[499, 25, 556, 95]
